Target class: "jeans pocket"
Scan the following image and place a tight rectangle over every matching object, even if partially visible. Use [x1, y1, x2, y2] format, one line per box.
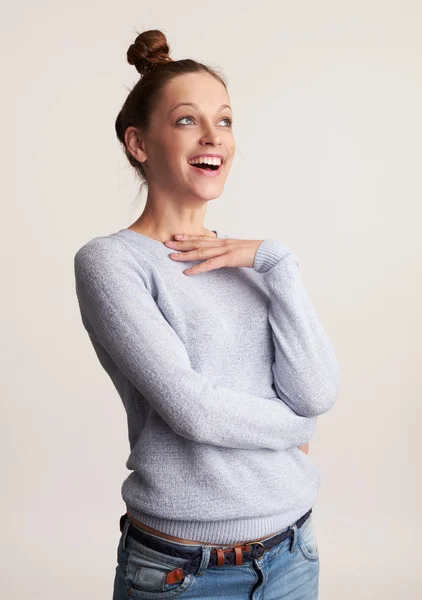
[124, 536, 196, 599]
[297, 515, 319, 562]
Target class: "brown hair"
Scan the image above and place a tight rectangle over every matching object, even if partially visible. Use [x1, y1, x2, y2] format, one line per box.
[115, 29, 228, 184]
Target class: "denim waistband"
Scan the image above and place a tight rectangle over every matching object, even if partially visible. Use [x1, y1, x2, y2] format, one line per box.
[119, 508, 313, 573]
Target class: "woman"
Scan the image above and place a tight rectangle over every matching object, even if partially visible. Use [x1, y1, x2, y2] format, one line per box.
[74, 29, 340, 600]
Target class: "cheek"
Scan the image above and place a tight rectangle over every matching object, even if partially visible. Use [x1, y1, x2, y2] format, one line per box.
[226, 138, 236, 160]
[151, 149, 180, 178]
[225, 149, 236, 170]
[161, 146, 189, 176]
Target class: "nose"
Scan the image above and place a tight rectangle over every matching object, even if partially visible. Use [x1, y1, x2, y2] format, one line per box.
[199, 124, 222, 147]
[201, 137, 222, 149]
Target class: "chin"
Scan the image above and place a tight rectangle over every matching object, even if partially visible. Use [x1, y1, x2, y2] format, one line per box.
[195, 185, 225, 201]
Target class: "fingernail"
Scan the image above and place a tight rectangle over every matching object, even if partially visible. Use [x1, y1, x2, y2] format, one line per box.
[174, 234, 184, 239]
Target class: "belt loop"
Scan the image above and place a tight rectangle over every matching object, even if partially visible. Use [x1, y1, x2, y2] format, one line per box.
[119, 513, 131, 551]
[196, 546, 211, 577]
[289, 523, 298, 554]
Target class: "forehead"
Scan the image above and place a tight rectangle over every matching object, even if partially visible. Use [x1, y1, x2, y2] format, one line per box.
[159, 72, 230, 112]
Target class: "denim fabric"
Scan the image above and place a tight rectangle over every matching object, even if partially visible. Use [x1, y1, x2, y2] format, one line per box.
[112, 512, 319, 599]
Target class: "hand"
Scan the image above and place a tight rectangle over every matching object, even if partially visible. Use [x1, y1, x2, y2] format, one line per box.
[164, 233, 263, 275]
[298, 442, 309, 454]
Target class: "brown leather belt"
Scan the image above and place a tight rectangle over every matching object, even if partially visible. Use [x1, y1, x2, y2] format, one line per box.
[120, 508, 312, 582]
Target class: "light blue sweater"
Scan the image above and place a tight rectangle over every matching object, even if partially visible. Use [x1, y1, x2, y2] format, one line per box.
[74, 228, 340, 544]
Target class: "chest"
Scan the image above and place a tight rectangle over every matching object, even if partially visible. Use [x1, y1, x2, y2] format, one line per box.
[150, 266, 274, 376]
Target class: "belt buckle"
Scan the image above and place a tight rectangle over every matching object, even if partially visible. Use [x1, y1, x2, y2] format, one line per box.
[250, 540, 265, 559]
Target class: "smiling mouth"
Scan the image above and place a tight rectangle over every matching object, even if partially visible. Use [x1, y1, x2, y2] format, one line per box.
[189, 163, 221, 171]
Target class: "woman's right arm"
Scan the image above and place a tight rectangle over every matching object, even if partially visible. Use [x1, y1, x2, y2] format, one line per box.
[298, 442, 309, 454]
[74, 237, 316, 453]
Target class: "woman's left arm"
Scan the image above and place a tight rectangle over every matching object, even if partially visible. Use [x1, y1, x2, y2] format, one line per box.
[252, 239, 340, 417]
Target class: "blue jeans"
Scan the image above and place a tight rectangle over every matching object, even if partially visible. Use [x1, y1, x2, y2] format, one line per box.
[112, 511, 320, 599]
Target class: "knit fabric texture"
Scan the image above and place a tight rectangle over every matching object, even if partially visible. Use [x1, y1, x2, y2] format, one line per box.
[74, 228, 340, 544]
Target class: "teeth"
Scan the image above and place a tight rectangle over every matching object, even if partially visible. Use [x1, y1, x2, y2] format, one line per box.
[188, 156, 222, 166]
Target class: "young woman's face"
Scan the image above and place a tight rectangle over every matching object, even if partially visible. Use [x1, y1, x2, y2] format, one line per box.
[141, 72, 236, 201]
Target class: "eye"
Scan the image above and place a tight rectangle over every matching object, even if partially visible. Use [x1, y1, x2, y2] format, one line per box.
[176, 116, 233, 127]
[176, 115, 195, 125]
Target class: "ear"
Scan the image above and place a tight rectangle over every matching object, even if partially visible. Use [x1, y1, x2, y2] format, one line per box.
[124, 126, 147, 163]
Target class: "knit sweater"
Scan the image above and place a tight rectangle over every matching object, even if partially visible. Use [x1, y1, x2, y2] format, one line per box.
[73, 227, 340, 544]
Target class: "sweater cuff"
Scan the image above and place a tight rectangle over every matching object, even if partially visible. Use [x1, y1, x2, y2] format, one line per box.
[253, 239, 293, 273]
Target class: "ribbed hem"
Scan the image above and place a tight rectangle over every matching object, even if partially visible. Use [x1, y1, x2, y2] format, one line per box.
[124, 499, 317, 545]
[253, 239, 294, 273]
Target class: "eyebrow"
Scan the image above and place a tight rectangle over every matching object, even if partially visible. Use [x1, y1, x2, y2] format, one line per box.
[168, 102, 232, 116]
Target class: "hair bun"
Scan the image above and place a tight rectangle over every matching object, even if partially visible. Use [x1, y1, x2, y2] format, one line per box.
[127, 29, 172, 76]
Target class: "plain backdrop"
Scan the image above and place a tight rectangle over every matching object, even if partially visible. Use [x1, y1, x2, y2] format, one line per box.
[2, 1, 421, 598]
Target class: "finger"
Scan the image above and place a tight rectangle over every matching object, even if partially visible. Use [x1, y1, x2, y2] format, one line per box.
[164, 238, 221, 250]
[169, 245, 226, 263]
[173, 233, 217, 240]
[183, 255, 228, 275]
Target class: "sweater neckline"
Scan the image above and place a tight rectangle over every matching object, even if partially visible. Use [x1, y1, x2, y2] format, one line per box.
[115, 227, 220, 249]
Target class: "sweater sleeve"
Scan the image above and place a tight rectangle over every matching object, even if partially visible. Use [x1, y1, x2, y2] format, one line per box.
[253, 239, 340, 417]
[74, 237, 316, 452]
